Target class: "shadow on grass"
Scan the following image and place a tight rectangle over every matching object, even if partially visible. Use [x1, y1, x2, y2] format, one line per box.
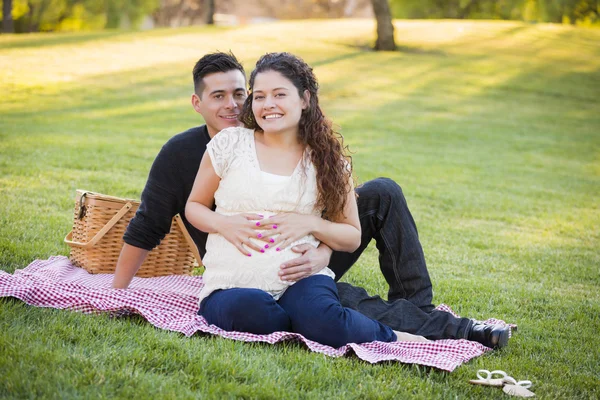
[0, 31, 133, 50]
[0, 26, 235, 50]
[311, 51, 369, 67]
[395, 45, 448, 57]
[326, 39, 448, 57]
[326, 22, 552, 58]
[2, 59, 192, 119]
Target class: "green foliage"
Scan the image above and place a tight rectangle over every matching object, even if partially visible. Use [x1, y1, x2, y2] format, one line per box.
[390, 0, 599, 25]
[104, 0, 159, 29]
[4, 0, 159, 32]
[390, 0, 527, 19]
[1, 20, 599, 398]
[3, 0, 598, 32]
[537, 0, 600, 24]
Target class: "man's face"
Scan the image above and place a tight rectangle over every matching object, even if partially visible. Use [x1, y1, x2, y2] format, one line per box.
[191, 70, 247, 137]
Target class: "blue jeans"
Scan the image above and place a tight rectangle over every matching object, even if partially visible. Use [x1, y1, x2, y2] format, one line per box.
[330, 178, 472, 340]
[199, 275, 397, 348]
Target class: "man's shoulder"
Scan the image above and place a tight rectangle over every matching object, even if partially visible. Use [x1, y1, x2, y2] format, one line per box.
[163, 125, 209, 150]
[153, 125, 209, 168]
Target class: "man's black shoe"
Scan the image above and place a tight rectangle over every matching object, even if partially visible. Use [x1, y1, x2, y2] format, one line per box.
[467, 323, 510, 349]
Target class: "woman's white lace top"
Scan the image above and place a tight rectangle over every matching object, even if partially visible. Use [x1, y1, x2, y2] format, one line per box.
[198, 127, 335, 305]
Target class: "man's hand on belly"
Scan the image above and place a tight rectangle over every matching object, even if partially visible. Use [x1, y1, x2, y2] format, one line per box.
[278, 244, 333, 282]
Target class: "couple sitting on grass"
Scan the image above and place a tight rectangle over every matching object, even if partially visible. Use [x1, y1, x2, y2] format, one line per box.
[112, 51, 510, 349]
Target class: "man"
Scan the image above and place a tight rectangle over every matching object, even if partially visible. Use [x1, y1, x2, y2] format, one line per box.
[112, 52, 509, 348]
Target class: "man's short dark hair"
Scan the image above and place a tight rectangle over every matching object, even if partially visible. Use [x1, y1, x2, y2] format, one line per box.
[193, 51, 245, 97]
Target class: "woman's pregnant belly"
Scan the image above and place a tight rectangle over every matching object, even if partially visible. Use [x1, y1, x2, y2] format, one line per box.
[201, 214, 321, 295]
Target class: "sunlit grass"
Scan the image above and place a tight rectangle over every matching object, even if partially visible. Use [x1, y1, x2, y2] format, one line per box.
[1, 19, 599, 399]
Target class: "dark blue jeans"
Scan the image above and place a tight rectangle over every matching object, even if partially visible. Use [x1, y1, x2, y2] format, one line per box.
[332, 178, 472, 340]
[199, 275, 397, 348]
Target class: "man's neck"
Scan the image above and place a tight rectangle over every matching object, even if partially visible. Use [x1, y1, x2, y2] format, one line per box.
[206, 124, 245, 139]
[207, 125, 218, 139]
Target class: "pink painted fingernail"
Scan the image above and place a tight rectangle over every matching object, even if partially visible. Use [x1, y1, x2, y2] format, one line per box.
[247, 254, 252, 257]
[276, 247, 281, 251]
[269, 238, 275, 243]
[257, 233, 263, 238]
[258, 214, 264, 217]
[265, 244, 269, 249]
[273, 224, 278, 229]
[260, 249, 265, 253]
[256, 222, 260, 226]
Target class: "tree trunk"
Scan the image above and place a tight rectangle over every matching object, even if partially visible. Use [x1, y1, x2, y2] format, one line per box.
[457, 0, 476, 19]
[27, 1, 35, 32]
[370, 0, 395, 51]
[3, 0, 14, 33]
[205, 0, 214, 25]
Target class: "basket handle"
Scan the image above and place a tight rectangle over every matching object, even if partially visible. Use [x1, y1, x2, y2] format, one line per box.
[64, 202, 133, 248]
[174, 214, 202, 265]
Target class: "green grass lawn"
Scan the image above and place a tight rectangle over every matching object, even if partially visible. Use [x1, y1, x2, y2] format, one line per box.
[1, 19, 599, 399]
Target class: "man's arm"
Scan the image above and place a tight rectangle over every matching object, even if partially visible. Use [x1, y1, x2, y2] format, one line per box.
[112, 244, 150, 288]
[278, 242, 333, 282]
[111, 139, 189, 289]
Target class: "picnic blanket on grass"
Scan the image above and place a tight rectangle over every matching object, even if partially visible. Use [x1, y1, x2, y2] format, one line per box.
[0, 256, 510, 372]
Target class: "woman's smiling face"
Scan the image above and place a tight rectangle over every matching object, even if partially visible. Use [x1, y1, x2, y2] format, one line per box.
[251, 70, 308, 137]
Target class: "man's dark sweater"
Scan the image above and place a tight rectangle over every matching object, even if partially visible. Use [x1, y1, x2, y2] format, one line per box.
[123, 125, 210, 257]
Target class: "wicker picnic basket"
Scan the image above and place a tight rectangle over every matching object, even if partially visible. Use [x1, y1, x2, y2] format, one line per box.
[64, 190, 201, 277]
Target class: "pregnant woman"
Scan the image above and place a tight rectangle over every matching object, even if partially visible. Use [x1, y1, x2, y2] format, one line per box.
[185, 52, 400, 348]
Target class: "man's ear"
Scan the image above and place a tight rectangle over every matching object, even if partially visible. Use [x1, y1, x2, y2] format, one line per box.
[302, 90, 310, 110]
[191, 93, 202, 114]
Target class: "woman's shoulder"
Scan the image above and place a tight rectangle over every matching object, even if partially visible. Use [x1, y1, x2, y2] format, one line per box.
[213, 126, 253, 141]
[208, 127, 254, 174]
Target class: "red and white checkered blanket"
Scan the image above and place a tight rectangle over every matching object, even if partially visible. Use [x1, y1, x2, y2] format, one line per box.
[0, 256, 507, 371]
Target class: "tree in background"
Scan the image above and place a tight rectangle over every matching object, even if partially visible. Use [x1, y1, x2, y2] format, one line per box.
[390, 0, 598, 25]
[2, 0, 598, 33]
[2, 0, 14, 33]
[152, 0, 201, 27]
[152, 0, 224, 28]
[251, 0, 370, 19]
[371, 0, 396, 50]
[105, 0, 158, 29]
[390, 0, 524, 19]
[311, 0, 347, 17]
[537, 0, 599, 24]
[205, 0, 214, 24]
[22, 0, 65, 32]
[310, 0, 369, 17]
[2, 0, 159, 32]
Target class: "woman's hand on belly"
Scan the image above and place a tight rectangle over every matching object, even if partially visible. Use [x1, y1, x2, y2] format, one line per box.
[255, 212, 319, 251]
[217, 213, 266, 256]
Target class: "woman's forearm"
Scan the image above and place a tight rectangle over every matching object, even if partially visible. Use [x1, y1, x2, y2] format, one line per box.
[185, 201, 225, 234]
[307, 185, 361, 253]
[311, 216, 361, 253]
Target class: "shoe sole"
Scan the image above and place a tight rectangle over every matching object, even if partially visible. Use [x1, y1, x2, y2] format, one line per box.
[494, 327, 510, 349]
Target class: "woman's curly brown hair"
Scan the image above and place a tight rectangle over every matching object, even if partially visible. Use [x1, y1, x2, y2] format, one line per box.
[239, 52, 353, 221]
